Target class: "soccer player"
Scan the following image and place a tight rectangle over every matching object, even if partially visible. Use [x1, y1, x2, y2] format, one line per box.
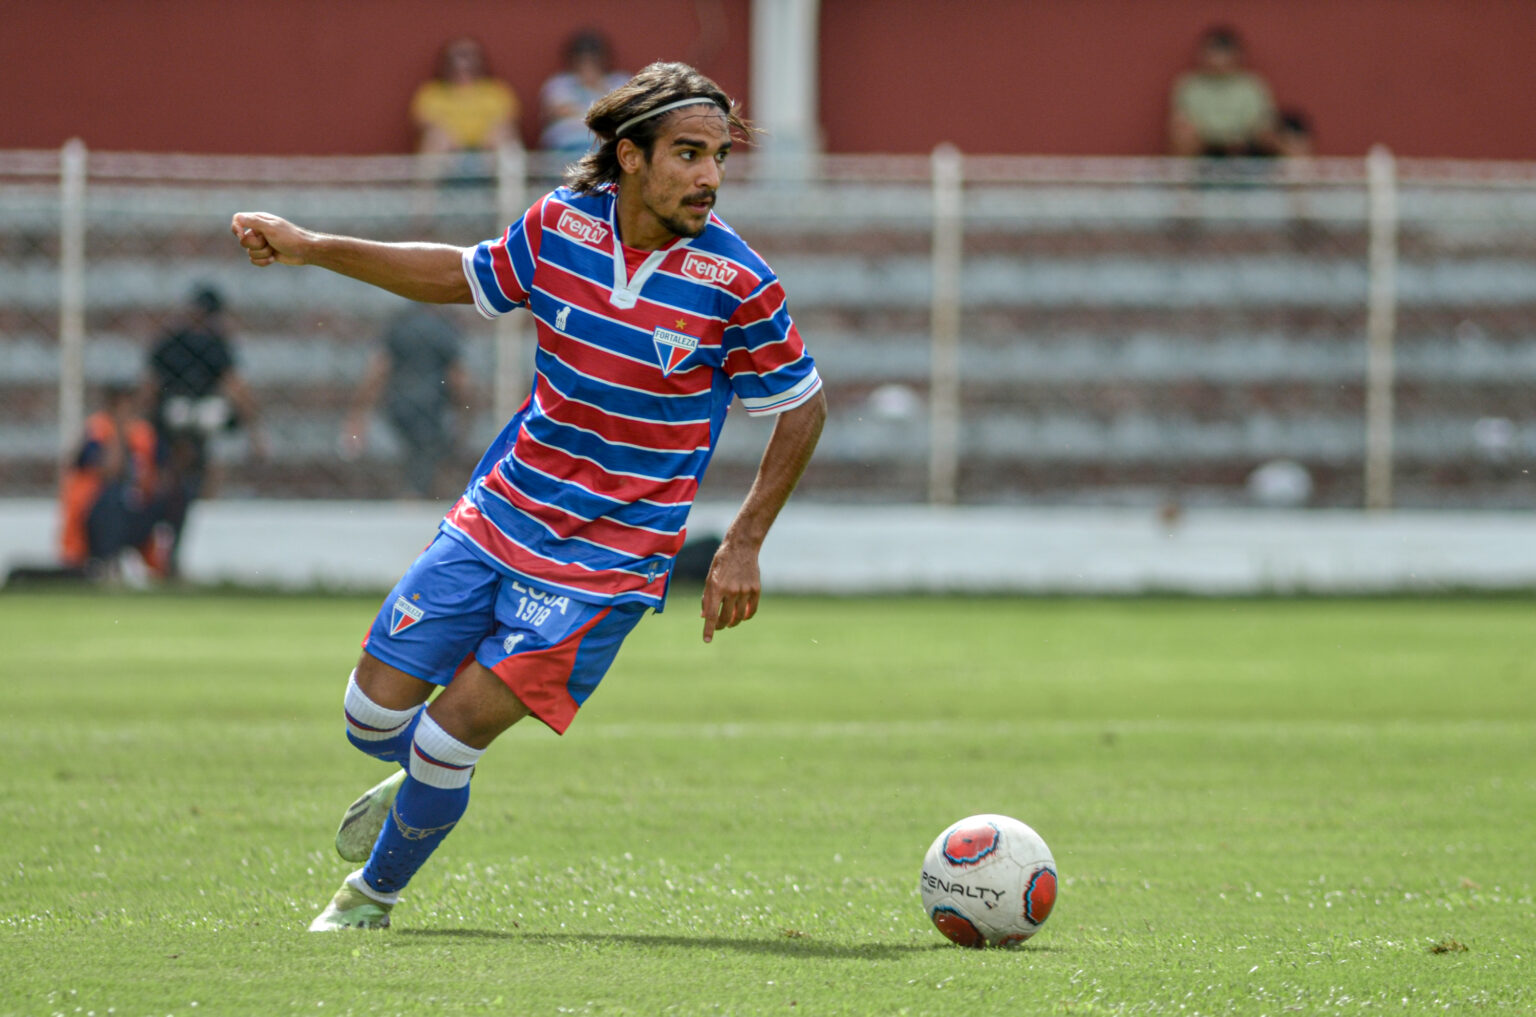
[230, 62, 826, 931]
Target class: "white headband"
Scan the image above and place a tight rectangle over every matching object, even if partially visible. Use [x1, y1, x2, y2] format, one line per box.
[614, 97, 721, 138]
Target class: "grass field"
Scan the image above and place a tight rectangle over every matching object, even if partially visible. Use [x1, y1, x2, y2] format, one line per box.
[1, 591, 1532, 1016]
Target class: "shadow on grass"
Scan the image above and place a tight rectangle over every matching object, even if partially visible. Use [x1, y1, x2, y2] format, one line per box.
[395, 928, 995, 959]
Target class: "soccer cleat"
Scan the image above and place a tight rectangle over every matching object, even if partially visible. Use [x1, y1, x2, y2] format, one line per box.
[308, 879, 393, 932]
[335, 769, 406, 863]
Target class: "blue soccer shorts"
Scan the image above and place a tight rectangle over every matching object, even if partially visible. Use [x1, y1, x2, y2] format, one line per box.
[362, 533, 647, 734]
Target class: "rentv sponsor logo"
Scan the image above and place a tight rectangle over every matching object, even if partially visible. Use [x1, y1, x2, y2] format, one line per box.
[681, 252, 737, 285]
[557, 208, 610, 247]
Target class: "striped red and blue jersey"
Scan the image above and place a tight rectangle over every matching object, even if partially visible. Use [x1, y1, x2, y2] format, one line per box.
[443, 184, 822, 609]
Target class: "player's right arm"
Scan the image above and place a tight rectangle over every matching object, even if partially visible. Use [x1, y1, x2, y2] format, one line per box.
[230, 212, 473, 305]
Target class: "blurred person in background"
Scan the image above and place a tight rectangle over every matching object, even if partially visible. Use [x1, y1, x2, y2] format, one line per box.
[231, 61, 825, 933]
[57, 383, 172, 583]
[1274, 108, 1314, 158]
[140, 283, 265, 576]
[341, 303, 475, 500]
[538, 30, 628, 158]
[1167, 25, 1281, 157]
[411, 36, 520, 181]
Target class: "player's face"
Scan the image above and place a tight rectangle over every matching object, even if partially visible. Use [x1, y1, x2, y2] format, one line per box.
[634, 107, 732, 241]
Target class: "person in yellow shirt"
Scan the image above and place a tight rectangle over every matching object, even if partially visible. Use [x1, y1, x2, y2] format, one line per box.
[411, 37, 520, 179]
[1168, 26, 1279, 158]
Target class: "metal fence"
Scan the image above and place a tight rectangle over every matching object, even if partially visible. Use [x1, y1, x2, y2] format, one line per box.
[3, 144, 1535, 509]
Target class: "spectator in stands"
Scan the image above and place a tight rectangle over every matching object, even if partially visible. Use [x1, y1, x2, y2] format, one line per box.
[538, 30, 628, 158]
[58, 383, 172, 582]
[341, 304, 474, 500]
[140, 283, 265, 575]
[411, 37, 520, 180]
[1168, 25, 1280, 157]
[1274, 108, 1314, 158]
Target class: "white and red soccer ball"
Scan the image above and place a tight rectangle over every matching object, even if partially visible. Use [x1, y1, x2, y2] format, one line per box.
[919, 814, 1057, 948]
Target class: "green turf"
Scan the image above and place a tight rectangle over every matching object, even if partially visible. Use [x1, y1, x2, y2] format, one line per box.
[1, 592, 1531, 1015]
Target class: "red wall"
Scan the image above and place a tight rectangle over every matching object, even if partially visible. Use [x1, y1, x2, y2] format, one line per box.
[3, 0, 1534, 159]
[0, 0, 751, 155]
[820, 0, 1536, 158]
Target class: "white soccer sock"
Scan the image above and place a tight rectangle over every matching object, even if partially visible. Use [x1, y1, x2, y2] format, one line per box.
[408, 714, 484, 790]
[343, 671, 419, 744]
[345, 867, 400, 906]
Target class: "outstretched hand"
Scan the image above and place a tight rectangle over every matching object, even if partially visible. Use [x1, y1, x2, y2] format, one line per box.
[230, 212, 310, 267]
[700, 540, 761, 643]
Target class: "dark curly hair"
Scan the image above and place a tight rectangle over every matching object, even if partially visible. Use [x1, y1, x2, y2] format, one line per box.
[566, 62, 756, 193]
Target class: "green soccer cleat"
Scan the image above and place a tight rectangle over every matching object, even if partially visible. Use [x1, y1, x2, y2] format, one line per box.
[335, 769, 406, 863]
[308, 877, 394, 932]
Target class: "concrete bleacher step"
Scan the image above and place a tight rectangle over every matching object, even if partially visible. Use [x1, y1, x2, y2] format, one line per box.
[6, 181, 1535, 506]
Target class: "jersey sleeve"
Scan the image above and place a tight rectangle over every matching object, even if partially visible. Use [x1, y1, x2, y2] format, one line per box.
[462, 196, 545, 319]
[721, 277, 823, 416]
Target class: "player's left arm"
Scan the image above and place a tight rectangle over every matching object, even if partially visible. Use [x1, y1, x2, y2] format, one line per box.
[701, 388, 826, 643]
[231, 212, 472, 305]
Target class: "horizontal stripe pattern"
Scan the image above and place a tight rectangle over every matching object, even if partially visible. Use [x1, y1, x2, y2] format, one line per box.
[454, 186, 820, 607]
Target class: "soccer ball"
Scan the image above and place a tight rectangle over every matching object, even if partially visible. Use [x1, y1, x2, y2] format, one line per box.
[919, 813, 1057, 948]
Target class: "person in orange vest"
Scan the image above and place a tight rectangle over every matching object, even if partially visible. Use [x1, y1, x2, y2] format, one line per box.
[58, 384, 172, 579]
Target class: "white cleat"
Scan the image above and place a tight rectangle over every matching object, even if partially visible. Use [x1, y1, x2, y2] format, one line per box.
[335, 769, 406, 863]
[308, 878, 394, 932]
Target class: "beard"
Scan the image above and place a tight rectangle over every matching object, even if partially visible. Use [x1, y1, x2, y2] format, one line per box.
[645, 187, 715, 239]
[656, 210, 709, 239]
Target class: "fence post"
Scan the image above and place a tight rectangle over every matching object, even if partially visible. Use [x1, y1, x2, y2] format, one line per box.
[1364, 144, 1398, 511]
[493, 143, 529, 426]
[928, 143, 963, 505]
[58, 137, 88, 469]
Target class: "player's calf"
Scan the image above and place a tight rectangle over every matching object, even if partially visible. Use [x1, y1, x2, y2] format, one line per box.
[361, 714, 484, 894]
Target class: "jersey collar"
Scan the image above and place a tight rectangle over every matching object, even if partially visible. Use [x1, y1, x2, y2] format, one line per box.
[606, 197, 693, 310]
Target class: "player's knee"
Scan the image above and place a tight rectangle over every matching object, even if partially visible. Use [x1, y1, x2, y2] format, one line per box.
[423, 661, 532, 750]
[343, 670, 422, 764]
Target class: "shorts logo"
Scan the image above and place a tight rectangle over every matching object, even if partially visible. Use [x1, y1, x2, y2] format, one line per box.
[390, 595, 425, 636]
[652, 325, 700, 376]
[942, 821, 1000, 866]
[1024, 867, 1057, 925]
[556, 208, 610, 247]
[681, 252, 738, 286]
[502, 632, 525, 654]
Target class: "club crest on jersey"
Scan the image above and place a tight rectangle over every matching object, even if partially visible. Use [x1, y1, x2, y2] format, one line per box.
[681, 252, 738, 286]
[556, 208, 610, 248]
[390, 595, 425, 636]
[652, 325, 700, 376]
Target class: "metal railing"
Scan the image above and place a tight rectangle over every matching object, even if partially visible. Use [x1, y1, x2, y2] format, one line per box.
[4, 143, 1535, 508]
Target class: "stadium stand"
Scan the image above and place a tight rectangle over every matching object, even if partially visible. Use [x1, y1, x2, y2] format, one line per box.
[3, 151, 1535, 510]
